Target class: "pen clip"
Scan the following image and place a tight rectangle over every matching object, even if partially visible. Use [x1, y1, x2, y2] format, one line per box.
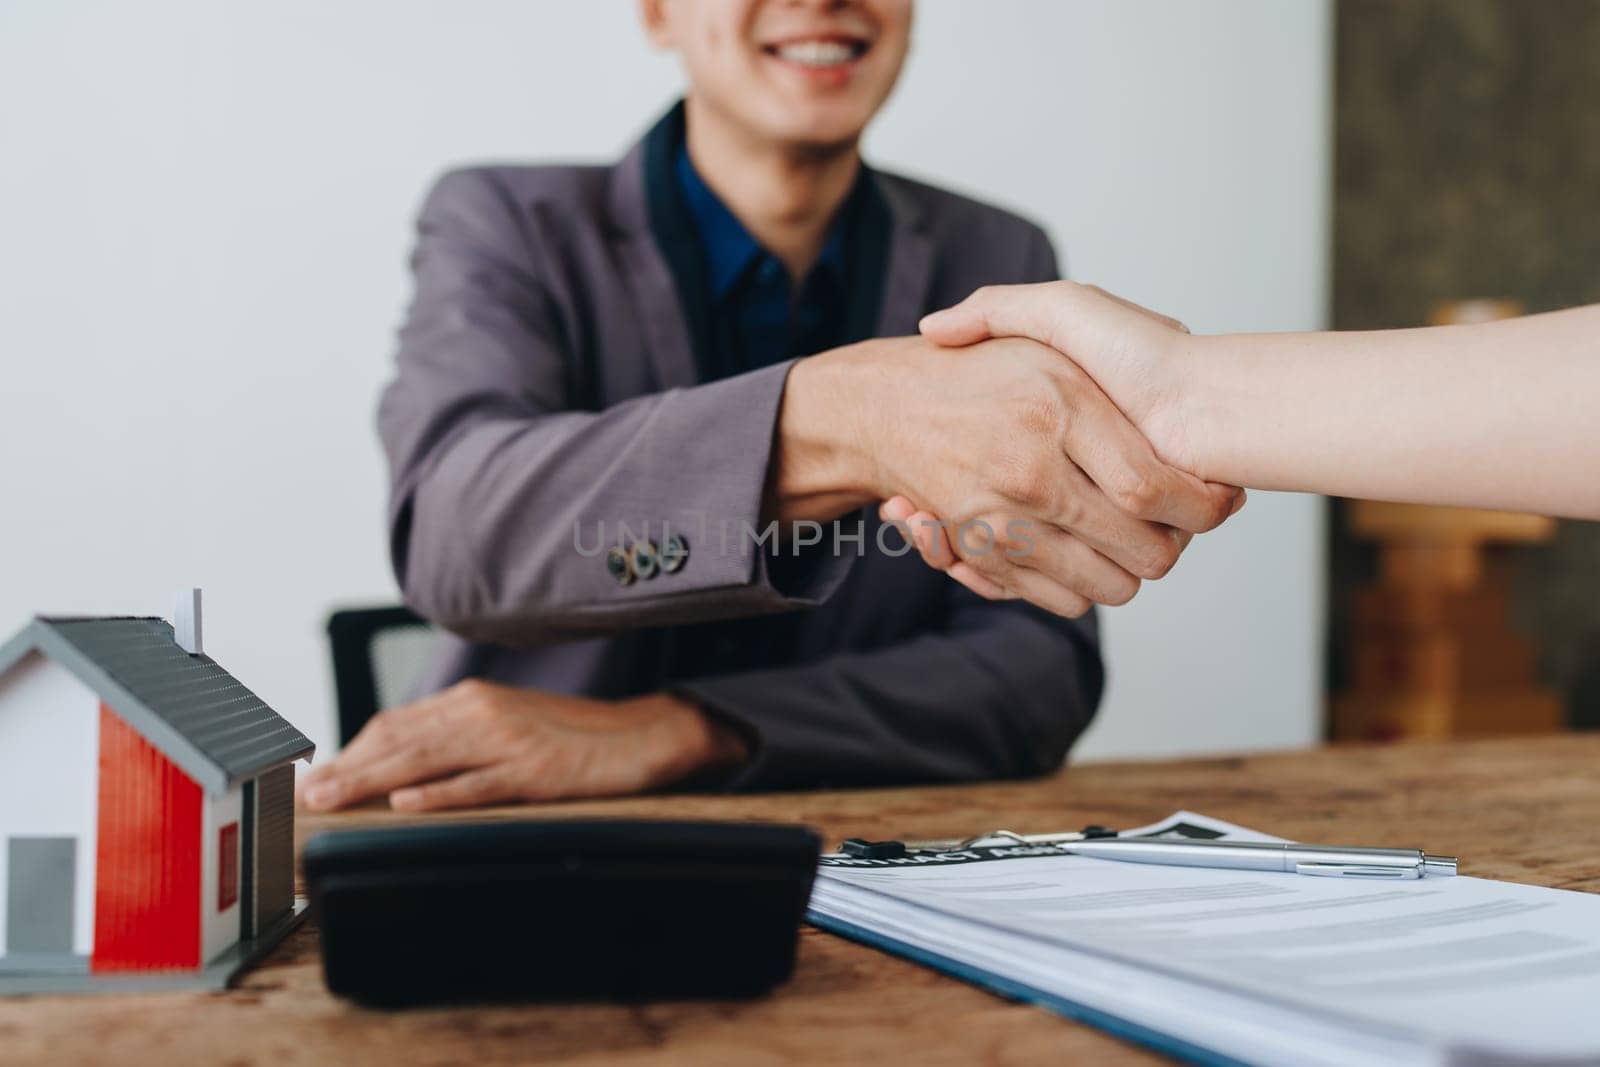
[887, 825, 1120, 855]
[1294, 861, 1420, 879]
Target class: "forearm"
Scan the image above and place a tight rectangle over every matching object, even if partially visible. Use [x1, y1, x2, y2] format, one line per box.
[389, 361, 855, 642]
[1181, 305, 1600, 518]
[672, 597, 1103, 790]
[764, 342, 890, 524]
[612, 692, 752, 786]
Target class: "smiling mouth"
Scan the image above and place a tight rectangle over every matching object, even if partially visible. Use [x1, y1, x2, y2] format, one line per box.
[764, 37, 870, 69]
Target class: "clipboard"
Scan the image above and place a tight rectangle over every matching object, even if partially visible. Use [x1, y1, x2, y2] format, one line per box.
[806, 814, 1258, 1067]
[807, 910, 1249, 1067]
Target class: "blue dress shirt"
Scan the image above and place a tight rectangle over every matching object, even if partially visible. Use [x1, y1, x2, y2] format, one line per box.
[675, 143, 854, 380]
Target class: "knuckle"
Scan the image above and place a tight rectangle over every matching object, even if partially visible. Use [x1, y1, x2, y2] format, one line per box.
[1052, 488, 1087, 531]
[1014, 391, 1065, 440]
[1182, 491, 1232, 534]
[1141, 533, 1184, 580]
[462, 693, 504, 725]
[363, 712, 396, 744]
[993, 448, 1058, 510]
[1211, 492, 1238, 528]
[452, 678, 489, 698]
[1139, 554, 1174, 582]
[479, 724, 518, 751]
[1063, 596, 1093, 618]
[1112, 470, 1166, 518]
[950, 516, 995, 557]
[989, 516, 1030, 558]
[1188, 493, 1231, 533]
[1046, 589, 1093, 618]
[388, 742, 427, 772]
[964, 545, 1009, 578]
[1100, 574, 1142, 607]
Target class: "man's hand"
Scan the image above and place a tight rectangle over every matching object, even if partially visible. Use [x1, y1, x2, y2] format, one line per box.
[296, 681, 748, 813]
[876, 283, 1244, 604]
[775, 333, 1241, 616]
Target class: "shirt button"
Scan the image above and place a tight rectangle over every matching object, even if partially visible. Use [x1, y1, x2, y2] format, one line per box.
[632, 539, 660, 581]
[758, 259, 783, 284]
[606, 546, 635, 586]
[659, 534, 689, 574]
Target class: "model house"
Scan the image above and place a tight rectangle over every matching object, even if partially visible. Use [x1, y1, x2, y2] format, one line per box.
[0, 591, 314, 992]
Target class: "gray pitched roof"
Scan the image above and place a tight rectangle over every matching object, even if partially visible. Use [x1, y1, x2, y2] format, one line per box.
[0, 616, 314, 794]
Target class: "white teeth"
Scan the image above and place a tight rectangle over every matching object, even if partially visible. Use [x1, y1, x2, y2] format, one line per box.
[774, 40, 858, 67]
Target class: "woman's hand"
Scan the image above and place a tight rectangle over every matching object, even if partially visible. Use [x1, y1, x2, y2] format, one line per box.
[919, 280, 1207, 475]
[897, 281, 1243, 601]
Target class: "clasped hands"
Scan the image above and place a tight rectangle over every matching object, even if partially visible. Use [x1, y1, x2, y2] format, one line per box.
[872, 280, 1241, 610]
[300, 282, 1232, 814]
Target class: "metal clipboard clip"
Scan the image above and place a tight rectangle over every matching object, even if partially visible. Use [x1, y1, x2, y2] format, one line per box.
[839, 824, 1120, 860]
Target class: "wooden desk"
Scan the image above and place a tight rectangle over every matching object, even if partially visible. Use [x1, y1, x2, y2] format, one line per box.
[6, 736, 1599, 1066]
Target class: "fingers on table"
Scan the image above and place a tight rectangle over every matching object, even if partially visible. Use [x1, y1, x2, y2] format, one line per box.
[299, 694, 488, 809]
[390, 766, 521, 813]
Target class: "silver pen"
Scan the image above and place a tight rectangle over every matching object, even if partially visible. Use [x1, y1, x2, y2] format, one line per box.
[1063, 838, 1458, 879]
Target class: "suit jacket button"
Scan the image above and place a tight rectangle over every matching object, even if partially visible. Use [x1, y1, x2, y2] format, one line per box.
[660, 533, 689, 574]
[606, 546, 635, 586]
[632, 539, 660, 580]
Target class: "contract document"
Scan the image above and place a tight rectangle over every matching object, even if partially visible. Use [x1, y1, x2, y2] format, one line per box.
[808, 812, 1600, 1066]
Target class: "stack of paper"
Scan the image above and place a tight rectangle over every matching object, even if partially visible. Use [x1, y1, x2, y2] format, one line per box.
[808, 812, 1600, 1066]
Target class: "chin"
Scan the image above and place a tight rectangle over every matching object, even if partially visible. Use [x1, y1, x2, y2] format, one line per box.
[761, 100, 877, 152]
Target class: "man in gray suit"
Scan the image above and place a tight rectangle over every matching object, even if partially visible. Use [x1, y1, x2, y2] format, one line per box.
[299, 0, 1238, 813]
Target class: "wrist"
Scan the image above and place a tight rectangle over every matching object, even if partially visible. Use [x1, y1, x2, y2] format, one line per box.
[1145, 329, 1220, 481]
[770, 346, 892, 518]
[625, 693, 749, 786]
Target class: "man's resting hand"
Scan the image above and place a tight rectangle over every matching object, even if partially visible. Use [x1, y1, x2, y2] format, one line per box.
[296, 681, 746, 812]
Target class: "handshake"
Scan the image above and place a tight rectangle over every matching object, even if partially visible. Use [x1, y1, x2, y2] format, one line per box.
[779, 281, 1243, 617]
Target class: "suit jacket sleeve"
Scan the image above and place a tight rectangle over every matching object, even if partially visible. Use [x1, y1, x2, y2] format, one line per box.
[378, 169, 853, 644]
[675, 227, 1106, 788]
[677, 586, 1103, 789]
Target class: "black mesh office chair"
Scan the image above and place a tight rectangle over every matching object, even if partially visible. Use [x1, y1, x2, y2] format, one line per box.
[325, 606, 438, 746]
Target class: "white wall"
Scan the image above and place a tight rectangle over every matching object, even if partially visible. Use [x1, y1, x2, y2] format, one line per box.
[200, 785, 243, 963]
[0, 1, 1329, 762]
[0, 656, 100, 957]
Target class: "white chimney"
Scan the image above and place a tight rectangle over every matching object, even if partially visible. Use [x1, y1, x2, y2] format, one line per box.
[174, 588, 204, 656]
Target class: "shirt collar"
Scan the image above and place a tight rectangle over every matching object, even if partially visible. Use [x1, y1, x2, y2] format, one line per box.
[675, 140, 852, 302]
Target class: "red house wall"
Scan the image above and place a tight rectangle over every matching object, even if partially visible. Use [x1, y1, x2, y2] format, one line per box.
[91, 704, 202, 971]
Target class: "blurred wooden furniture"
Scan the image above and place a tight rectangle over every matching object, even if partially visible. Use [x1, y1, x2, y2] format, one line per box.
[1332, 299, 1563, 741]
[4, 736, 1599, 1066]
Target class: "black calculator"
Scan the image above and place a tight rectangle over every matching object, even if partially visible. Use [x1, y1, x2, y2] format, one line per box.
[303, 818, 821, 1006]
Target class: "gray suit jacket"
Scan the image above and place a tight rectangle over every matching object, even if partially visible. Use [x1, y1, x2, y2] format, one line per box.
[378, 118, 1103, 790]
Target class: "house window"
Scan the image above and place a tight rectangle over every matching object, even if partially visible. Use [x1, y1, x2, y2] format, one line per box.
[218, 822, 239, 910]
